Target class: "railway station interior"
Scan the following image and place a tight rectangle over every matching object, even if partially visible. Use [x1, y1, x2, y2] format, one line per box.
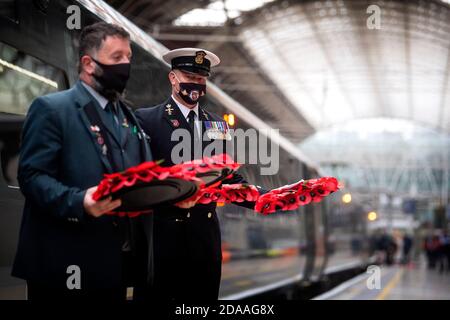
[0, 0, 450, 302]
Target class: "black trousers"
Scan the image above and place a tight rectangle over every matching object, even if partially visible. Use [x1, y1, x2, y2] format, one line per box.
[27, 251, 147, 301]
[140, 212, 222, 301]
[27, 282, 127, 301]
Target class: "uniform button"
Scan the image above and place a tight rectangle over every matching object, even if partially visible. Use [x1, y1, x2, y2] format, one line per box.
[187, 212, 191, 218]
[113, 222, 118, 227]
[207, 212, 212, 218]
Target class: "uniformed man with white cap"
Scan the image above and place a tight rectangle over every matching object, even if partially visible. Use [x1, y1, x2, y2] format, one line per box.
[135, 48, 265, 300]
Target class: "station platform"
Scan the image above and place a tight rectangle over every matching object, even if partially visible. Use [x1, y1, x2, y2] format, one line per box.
[313, 258, 450, 300]
[219, 256, 304, 299]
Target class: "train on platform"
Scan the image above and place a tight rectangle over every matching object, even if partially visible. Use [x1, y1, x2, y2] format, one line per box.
[0, 0, 373, 300]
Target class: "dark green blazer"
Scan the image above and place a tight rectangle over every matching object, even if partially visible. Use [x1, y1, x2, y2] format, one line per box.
[12, 81, 153, 290]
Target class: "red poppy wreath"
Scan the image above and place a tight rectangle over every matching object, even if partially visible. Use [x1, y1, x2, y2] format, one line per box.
[92, 154, 340, 217]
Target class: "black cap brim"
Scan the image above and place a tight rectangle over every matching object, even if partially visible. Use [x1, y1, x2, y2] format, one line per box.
[173, 66, 210, 77]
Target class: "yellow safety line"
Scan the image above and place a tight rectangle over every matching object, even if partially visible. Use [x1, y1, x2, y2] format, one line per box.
[376, 269, 404, 300]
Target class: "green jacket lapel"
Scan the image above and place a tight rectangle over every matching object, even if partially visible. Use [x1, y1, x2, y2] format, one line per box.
[120, 101, 153, 162]
[96, 101, 122, 147]
[74, 81, 115, 173]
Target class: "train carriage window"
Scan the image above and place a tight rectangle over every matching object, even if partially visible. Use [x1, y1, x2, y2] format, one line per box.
[0, 41, 67, 187]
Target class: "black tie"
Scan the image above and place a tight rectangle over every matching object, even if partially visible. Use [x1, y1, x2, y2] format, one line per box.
[105, 101, 120, 137]
[187, 110, 196, 132]
[106, 101, 130, 252]
[187, 110, 200, 159]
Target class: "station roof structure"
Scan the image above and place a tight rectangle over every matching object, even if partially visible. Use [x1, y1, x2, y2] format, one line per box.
[106, 0, 450, 199]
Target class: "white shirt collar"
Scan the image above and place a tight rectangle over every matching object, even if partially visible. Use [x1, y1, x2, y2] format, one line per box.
[171, 94, 199, 120]
[81, 81, 109, 110]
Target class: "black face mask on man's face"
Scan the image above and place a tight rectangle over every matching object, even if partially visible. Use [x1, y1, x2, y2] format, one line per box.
[91, 57, 131, 100]
[174, 73, 206, 105]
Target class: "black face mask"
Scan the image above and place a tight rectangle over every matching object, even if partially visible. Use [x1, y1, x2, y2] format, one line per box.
[174, 74, 206, 105]
[91, 57, 131, 94]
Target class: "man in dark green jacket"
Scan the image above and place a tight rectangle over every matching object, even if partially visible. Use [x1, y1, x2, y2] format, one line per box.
[12, 22, 152, 300]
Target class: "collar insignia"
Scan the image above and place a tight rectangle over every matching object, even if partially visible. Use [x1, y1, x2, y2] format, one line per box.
[165, 104, 174, 115]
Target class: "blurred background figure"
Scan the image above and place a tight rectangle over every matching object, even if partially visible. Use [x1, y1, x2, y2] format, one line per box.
[438, 231, 450, 273]
[401, 233, 413, 265]
[423, 232, 443, 270]
[370, 229, 398, 265]
[385, 234, 398, 266]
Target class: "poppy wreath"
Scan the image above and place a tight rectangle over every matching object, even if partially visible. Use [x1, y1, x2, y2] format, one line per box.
[172, 153, 241, 176]
[254, 177, 340, 215]
[92, 154, 339, 217]
[92, 154, 242, 217]
[179, 183, 261, 206]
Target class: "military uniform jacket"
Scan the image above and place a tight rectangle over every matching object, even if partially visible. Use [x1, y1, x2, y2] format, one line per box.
[135, 97, 260, 299]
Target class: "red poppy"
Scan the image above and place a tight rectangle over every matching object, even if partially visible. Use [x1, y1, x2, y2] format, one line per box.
[254, 177, 340, 215]
[270, 180, 305, 195]
[297, 192, 312, 206]
[135, 169, 156, 183]
[278, 191, 300, 211]
[125, 160, 160, 174]
[94, 157, 339, 218]
[255, 192, 285, 215]
[309, 190, 324, 203]
[174, 154, 240, 175]
[196, 188, 225, 204]
[193, 184, 260, 205]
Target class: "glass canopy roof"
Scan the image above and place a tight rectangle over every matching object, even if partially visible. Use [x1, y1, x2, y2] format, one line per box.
[170, 0, 450, 200]
[299, 118, 450, 198]
[238, 0, 450, 133]
[174, 0, 276, 26]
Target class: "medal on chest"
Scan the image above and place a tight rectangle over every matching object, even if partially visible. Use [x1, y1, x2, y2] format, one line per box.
[204, 121, 231, 140]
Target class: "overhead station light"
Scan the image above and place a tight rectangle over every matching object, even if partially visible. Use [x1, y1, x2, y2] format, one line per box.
[368, 211, 378, 221]
[224, 113, 235, 126]
[174, 0, 275, 26]
[342, 193, 352, 204]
